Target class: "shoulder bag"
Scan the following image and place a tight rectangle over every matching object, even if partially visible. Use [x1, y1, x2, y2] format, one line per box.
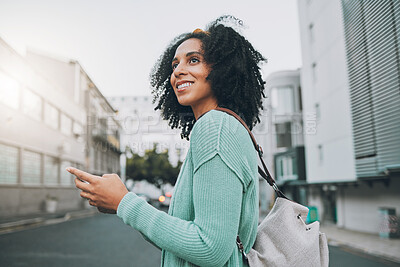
[215, 107, 329, 267]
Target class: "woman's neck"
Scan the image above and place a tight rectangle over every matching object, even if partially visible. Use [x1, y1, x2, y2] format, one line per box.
[192, 100, 219, 120]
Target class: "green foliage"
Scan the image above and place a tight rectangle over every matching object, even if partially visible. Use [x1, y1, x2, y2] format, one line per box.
[125, 145, 181, 188]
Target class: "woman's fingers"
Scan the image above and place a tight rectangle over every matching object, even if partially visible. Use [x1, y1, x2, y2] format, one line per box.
[75, 178, 92, 191]
[66, 167, 99, 183]
[80, 190, 93, 200]
[69, 168, 128, 211]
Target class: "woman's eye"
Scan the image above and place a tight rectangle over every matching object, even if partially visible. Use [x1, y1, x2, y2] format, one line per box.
[190, 57, 199, 63]
[172, 63, 178, 70]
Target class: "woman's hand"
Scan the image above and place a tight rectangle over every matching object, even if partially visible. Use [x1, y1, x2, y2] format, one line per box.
[66, 167, 129, 213]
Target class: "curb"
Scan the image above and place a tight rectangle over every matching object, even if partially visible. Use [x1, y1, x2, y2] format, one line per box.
[0, 209, 97, 234]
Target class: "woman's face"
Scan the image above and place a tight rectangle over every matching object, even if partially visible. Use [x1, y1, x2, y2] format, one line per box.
[170, 38, 217, 116]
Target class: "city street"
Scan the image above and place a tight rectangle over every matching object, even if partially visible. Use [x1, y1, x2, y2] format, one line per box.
[0, 214, 161, 267]
[1, 213, 400, 267]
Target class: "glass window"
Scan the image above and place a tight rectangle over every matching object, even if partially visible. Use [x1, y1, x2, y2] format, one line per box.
[44, 156, 59, 185]
[312, 62, 317, 83]
[94, 149, 99, 170]
[0, 71, 20, 109]
[44, 103, 59, 130]
[73, 121, 84, 139]
[23, 89, 42, 121]
[60, 113, 72, 136]
[0, 143, 19, 184]
[315, 103, 321, 121]
[22, 150, 41, 185]
[276, 155, 298, 181]
[309, 23, 314, 43]
[60, 160, 73, 185]
[275, 122, 292, 148]
[318, 145, 323, 165]
[271, 86, 295, 115]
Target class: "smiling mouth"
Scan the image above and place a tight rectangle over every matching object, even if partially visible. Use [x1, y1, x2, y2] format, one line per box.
[177, 82, 193, 92]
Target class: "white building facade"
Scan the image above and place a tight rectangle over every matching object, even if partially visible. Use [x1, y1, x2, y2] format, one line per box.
[0, 39, 121, 217]
[298, 0, 400, 234]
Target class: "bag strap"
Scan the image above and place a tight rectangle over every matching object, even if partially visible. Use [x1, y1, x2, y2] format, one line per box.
[215, 107, 287, 198]
[214, 107, 287, 261]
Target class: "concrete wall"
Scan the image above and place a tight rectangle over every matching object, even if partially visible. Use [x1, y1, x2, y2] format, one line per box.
[0, 187, 84, 217]
[340, 179, 400, 234]
[25, 51, 76, 101]
[0, 38, 88, 218]
[298, 0, 356, 183]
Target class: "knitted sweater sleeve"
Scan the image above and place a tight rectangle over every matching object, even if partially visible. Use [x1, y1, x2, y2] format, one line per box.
[117, 154, 243, 266]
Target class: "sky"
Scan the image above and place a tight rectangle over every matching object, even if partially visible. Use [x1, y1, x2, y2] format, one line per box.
[0, 0, 302, 97]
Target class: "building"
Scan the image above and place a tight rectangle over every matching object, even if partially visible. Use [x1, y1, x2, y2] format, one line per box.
[253, 69, 305, 215]
[108, 95, 189, 168]
[0, 38, 121, 217]
[298, 0, 400, 234]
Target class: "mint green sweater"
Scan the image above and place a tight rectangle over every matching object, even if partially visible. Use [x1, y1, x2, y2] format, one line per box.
[117, 110, 259, 266]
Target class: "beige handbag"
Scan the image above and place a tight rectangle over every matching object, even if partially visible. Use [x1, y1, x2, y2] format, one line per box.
[215, 107, 329, 267]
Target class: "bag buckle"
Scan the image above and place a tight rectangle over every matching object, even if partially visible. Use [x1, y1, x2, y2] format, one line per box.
[257, 145, 263, 157]
[236, 236, 248, 260]
[297, 214, 311, 231]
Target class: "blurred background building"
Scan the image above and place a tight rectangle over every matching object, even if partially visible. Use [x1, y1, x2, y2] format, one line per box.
[108, 95, 189, 167]
[0, 38, 121, 217]
[253, 69, 305, 216]
[295, 0, 400, 234]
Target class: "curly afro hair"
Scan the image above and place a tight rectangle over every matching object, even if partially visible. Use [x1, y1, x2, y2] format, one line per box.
[151, 15, 267, 140]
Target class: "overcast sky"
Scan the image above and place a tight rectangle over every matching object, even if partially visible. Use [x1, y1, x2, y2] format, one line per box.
[0, 0, 302, 97]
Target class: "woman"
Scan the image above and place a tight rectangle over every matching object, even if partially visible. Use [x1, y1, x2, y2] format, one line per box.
[68, 15, 266, 266]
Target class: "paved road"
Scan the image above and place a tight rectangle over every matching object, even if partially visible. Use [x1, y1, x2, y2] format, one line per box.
[1, 213, 400, 267]
[329, 245, 400, 267]
[0, 214, 161, 267]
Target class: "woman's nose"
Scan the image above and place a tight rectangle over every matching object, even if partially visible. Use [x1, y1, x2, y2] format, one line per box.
[173, 63, 187, 77]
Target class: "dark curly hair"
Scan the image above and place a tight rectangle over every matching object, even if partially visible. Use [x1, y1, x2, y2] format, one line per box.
[151, 15, 267, 140]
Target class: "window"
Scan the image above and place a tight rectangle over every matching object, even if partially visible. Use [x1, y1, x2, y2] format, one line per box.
[0, 143, 19, 184]
[271, 86, 295, 115]
[60, 160, 73, 185]
[22, 150, 41, 185]
[312, 62, 317, 83]
[318, 145, 323, 165]
[0, 71, 20, 109]
[23, 89, 42, 121]
[73, 121, 84, 140]
[309, 23, 314, 43]
[44, 103, 59, 130]
[60, 113, 72, 136]
[94, 149, 98, 170]
[276, 155, 298, 181]
[275, 122, 292, 148]
[44, 156, 59, 185]
[315, 103, 321, 121]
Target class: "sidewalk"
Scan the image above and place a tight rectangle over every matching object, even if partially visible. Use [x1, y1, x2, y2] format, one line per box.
[321, 224, 400, 263]
[0, 208, 98, 235]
